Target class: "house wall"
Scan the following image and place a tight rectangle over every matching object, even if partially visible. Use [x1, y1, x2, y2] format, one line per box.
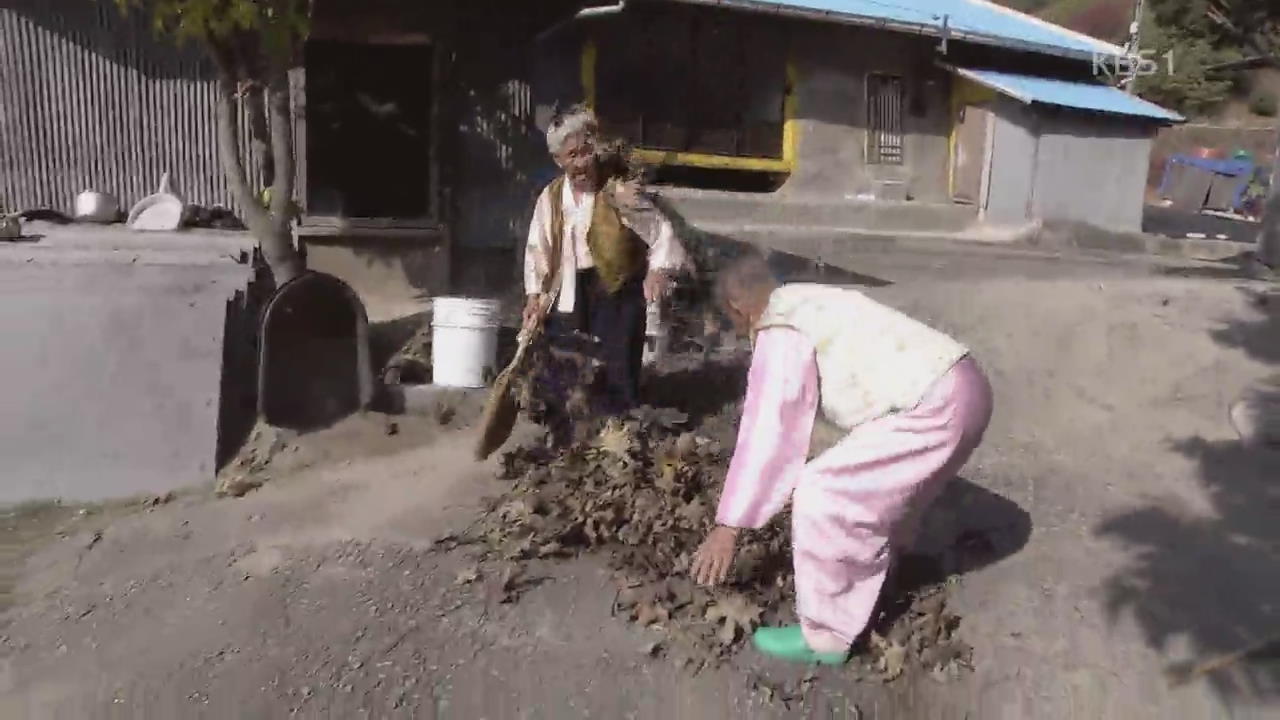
[985, 97, 1040, 226]
[983, 98, 1157, 232]
[1030, 110, 1156, 233]
[783, 24, 953, 203]
[0, 1, 252, 214]
[299, 0, 570, 310]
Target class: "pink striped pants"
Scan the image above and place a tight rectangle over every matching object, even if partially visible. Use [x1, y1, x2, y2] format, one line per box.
[794, 357, 994, 650]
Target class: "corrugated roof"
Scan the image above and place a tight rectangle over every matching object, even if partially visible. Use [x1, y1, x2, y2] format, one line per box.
[952, 67, 1185, 122]
[666, 0, 1125, 60]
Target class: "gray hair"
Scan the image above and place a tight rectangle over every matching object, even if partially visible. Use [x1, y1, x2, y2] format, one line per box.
[714, 247, 779, 310]
[546, 104, 598, 154]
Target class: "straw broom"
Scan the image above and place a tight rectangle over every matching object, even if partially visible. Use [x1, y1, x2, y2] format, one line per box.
[474, 294, 555, 461]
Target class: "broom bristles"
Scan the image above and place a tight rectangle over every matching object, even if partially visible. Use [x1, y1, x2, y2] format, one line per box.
[474, 366, 521, 460]
[474, 320, 543, 461]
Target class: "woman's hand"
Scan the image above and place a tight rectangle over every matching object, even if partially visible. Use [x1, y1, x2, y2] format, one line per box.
[691, 525, 740, 587]
[522, 294, 544, 331]
[643, 270, 672, 304]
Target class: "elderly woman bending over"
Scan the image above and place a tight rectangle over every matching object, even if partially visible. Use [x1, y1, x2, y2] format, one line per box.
[690, 250, 994, 665]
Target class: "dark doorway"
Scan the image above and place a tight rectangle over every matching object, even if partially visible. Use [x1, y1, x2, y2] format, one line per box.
[305, 40, 434, 219]
[259, 272, 373, 431]
[594, 4, 786, 160]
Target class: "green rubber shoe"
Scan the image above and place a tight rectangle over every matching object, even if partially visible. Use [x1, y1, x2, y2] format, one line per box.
[751, 625, 848, 666]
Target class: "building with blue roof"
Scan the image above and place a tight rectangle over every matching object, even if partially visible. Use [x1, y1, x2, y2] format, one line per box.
[2, 0, 1187, 314]
[570, 0, 1184, 234]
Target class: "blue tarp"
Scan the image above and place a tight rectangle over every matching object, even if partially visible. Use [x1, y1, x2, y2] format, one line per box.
[696, 0, 1122, 58]
[952, 67, 1185, 122]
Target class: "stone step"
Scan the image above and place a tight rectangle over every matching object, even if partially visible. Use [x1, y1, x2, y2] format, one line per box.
[654, 189, 978, 234]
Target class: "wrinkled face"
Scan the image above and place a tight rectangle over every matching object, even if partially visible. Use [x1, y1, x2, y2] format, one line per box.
[553, 132, 599, 193]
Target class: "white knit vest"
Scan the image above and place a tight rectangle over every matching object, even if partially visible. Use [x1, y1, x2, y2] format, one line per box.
[755, 284, 969, 430]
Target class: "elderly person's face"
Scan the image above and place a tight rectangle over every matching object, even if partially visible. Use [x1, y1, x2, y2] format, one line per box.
[552, 131, 599, 193]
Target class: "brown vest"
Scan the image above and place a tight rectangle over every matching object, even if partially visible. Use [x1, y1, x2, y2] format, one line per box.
[544, 175, 648, 297]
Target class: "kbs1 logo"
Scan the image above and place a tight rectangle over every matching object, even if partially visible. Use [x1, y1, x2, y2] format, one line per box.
[1092, 50, 1175, 81]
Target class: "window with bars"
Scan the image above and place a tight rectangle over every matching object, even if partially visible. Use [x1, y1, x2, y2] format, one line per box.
[866, 73, 904, 165]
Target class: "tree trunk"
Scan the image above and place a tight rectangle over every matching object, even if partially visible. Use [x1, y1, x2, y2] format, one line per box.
[246, 88, 275, 190]
[209, 36, 303, 286]
[266, 66, 296, 238]
[1260, 130, 1280, 269]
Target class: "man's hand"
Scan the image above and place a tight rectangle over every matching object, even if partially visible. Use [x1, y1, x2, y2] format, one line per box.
[691, 525, 740, 587]
[522, 294, 544, 331]
[643, 269, 672, 304]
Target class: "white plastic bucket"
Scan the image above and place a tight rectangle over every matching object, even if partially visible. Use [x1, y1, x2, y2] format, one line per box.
[431, 297, 501, 388]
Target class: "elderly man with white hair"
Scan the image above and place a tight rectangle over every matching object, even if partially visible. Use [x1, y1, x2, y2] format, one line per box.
[523, 105, 686, 415]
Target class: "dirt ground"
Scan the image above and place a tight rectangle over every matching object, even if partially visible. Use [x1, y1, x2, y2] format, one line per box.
[3, 243, 1279, 719]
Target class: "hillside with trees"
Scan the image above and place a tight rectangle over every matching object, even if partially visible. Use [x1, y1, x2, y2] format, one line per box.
[995, 0, 1278, 122]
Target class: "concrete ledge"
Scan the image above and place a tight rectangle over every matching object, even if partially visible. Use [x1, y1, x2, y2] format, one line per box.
[1027, 220, 1249, 262]
[691, 217, 1251, 265]
[657, 189, 978, 234]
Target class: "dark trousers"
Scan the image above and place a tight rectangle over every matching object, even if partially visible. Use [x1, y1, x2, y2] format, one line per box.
[546, 269, 646, 414]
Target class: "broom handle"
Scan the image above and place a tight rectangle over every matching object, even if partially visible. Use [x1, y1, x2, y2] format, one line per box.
[510, 292, 557, 368]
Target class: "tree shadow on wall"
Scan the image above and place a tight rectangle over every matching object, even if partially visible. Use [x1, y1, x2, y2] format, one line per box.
[1096, 285, 1280, 703]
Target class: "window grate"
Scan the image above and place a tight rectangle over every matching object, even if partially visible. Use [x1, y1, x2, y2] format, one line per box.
[867, 73, 904, 165]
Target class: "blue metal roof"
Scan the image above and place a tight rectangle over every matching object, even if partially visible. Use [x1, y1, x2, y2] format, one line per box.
[953, 67, 1185, 122]
[670, 0, 1125, 60]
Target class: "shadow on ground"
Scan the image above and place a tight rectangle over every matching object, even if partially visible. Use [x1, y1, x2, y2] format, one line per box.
[1156, 253, 1278, 283]
[1097, 285, 1280, 702]
[896, 477, 1035, 592]
[644, 355, 750, 428]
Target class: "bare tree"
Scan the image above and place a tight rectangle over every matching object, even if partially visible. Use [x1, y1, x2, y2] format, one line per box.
[115, 0, 308, 284]
[1207, 0, 1280, 269]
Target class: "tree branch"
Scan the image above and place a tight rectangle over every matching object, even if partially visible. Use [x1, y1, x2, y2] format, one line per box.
[210, 38, 270, 239]
[267, 63, 295, 236]
[246, 87, 275, 189]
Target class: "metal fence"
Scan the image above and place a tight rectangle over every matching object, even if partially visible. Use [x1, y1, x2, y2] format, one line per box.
[0, 0, 258, 214]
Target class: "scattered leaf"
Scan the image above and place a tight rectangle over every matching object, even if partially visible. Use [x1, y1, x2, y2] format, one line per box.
[634, 601, 670, 627]
[705, 594, 762, 646]
[596, 421, 633, 459]
[881, 641, 907, 682]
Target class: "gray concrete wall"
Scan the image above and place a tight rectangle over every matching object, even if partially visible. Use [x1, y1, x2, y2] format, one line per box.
[784, 24, 953, 203]
[985, 97, 1039, 226]
[0, 226, 256, 504]
[1031, 111, 1155, 232]
[300, 230, 450, 321]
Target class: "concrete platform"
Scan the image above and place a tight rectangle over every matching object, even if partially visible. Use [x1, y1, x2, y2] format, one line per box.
[0, 223, 259, 503]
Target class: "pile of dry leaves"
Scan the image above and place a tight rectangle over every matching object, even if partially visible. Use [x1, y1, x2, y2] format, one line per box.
[457, 406, 973, 681]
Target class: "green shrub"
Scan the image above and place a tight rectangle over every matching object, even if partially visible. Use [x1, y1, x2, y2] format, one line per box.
[1249, 91, 1279, 118]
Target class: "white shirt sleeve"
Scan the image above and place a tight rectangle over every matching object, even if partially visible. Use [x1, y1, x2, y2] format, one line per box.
[617, 196, 687, 274]
[524, 187, 552, 297]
